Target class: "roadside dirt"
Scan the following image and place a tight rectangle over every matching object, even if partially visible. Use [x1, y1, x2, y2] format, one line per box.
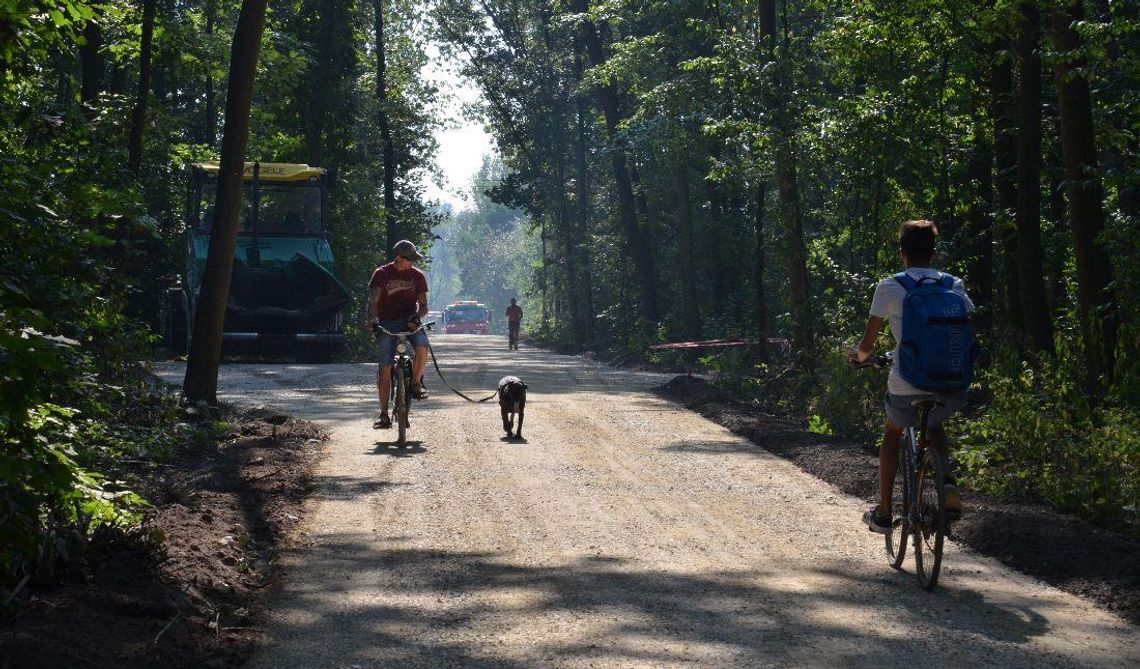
[654, 373, 1140, 626]
[0, 406, 324, 669]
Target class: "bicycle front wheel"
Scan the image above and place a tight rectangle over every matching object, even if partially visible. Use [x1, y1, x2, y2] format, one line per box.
[914, 448, 949, 590]
[395, 361, 408, 447]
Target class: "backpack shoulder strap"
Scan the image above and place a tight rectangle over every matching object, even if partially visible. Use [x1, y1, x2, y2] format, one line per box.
[893, 272, 917, 292]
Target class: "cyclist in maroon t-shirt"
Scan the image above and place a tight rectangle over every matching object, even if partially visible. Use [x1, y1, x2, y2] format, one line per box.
[368, 240, 430, 429]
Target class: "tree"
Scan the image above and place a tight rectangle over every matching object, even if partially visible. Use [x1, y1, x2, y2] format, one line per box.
[127, 0, 156, 176]
[374, 0, 399, 249]
[183, 0, 271, 404]
[1050, 0, 1117, 387]
[1014, 0, 1053, 352]
[760, 0, 813, 355]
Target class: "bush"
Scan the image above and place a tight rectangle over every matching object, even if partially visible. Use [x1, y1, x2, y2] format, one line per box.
[955, 352, 1140, 535]
[806, 346, 889, 442]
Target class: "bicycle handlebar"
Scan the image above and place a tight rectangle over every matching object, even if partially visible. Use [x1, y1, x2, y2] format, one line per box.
[371, 320, 435, 338]
[850, 351, 893, 369]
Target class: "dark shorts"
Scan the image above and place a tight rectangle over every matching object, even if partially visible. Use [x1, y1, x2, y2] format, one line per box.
[508, 321, 520, 332]
[376, 318, 428, 367]
[884, 391, 967, 429]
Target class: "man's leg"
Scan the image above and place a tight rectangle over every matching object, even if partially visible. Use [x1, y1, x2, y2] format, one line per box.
[412, 345, 428, 386]
[879, 421, 903, 515]
[928, 426, 962, 514]
[377, 365, 392, 415]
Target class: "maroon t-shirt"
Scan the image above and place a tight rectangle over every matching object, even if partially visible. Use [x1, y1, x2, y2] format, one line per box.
[369, 262, 428, 321]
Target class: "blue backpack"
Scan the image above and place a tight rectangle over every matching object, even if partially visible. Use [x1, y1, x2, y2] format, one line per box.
[893, 272, 978, 392]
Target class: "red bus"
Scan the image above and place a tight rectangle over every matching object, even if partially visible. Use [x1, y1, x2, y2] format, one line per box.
[443, 301, 490, 335]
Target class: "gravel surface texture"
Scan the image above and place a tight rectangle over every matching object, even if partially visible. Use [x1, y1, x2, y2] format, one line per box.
[154, 336, 1140, 668]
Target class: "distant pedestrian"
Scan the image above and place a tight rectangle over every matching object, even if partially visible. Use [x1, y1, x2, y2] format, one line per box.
[505, 298, 523, 350]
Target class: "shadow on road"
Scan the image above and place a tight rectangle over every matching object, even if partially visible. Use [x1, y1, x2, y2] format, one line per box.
[371, 440, 426, 455]
[257, 539, 1068, 668]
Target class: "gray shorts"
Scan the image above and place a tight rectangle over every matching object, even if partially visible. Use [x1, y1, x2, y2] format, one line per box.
[884, 391, 967, 429]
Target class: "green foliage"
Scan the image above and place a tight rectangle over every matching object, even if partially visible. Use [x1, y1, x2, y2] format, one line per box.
[805, 346, 889, 442]
[956, 349, 1140, 534]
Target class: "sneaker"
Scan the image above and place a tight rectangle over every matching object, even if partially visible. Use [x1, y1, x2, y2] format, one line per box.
[373, 414, 392, 429]
[944, 484, 963, 519]
[863, 508, 892, 534]
[411, 383, 428, 400]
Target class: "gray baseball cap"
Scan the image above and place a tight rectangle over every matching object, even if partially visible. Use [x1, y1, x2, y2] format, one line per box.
[392, 239, 425, 261]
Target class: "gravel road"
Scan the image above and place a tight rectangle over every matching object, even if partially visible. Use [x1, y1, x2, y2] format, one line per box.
[153, 335, 1139, 668]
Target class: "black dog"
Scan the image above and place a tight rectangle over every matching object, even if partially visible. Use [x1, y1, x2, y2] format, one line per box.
[498, 376, 527, 439]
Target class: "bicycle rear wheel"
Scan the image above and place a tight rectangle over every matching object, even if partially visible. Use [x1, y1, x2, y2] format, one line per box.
[395, 361, 408, 447]
[913, 448, 949, 590]
[885, 443, 910, 569]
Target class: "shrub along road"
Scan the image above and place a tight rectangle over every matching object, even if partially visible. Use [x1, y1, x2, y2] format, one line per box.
[156, 336, 1138, 668]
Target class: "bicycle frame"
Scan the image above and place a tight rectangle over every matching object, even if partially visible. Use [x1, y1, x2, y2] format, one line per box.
[855, 351, 949, 590]
[374, 321, 432, 447]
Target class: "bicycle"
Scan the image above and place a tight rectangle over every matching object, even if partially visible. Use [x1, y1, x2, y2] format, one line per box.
[373, 320, 434, 448]
[854, 352, 951, 591]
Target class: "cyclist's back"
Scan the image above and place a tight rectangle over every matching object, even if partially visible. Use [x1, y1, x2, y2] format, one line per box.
[850, 220, 976, 533]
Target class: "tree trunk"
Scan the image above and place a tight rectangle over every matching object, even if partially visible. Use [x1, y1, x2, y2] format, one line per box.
[183, 0, 270, 405]
[79, 18, 103, 116]
[704, 147, 726, 307]
[964, 119, 994, 331]
[204, 0, 216, 146]
[1015, 0, 1053, 352]
[573, 57, 595, 340]
[1051, 0, 1117, 386]
[762, 0, 813, 355]
[555, 143, 583, 339]
[753, 181, 769, 361]
[375, 0, 398, 249]
[673, 156, 700, 339]
[990, 50, 1022, 339]
[128, 0, 156, 176]
[573, 1, 659, 323]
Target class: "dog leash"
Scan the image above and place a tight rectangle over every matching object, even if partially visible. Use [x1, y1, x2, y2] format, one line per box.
[425, 339, 498, 403]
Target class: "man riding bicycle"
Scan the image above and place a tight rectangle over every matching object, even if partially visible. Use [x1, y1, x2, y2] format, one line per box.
[849, 220, 975, 533]
[369, 239, 430, 430]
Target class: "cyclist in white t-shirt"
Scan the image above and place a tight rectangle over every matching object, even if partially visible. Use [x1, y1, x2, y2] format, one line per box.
[849, 220, 975, 533]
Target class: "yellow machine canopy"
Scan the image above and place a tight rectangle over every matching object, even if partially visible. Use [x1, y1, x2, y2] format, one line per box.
[194, 161, 324, 182]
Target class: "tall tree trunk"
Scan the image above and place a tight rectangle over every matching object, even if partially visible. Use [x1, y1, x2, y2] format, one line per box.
[762, 0, 813, 355]
[991, 50, 1022, 339]
[704, 148, 726, 308]
[573, 61, 595, 340]
[204, 0, 216, 146]
[1051, 0, 1117, 386]
[673, 156, 700, 339]
[753, 181, 769, 361]
[964, 114, 994, 331]
[79, 18, 103, 117]
[127, 0, 156, 176]
[183, 0, 270, 404]
[1015, 0, 1054, 352]
[555, 142, 583, 339]
[573, 1, 659, 323]
[375, 0, 398, 249]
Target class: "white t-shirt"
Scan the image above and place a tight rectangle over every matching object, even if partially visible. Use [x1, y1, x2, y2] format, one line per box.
[869, 267, 975, 395]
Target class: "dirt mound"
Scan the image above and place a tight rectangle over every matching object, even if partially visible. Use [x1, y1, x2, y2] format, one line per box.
[0, 407, 324, 668]
[655, 374, 1140, 626]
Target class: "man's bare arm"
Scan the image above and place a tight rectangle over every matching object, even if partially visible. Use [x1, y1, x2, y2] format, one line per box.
[368, 285, 383, 320]
[850, 316, 884, 362]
